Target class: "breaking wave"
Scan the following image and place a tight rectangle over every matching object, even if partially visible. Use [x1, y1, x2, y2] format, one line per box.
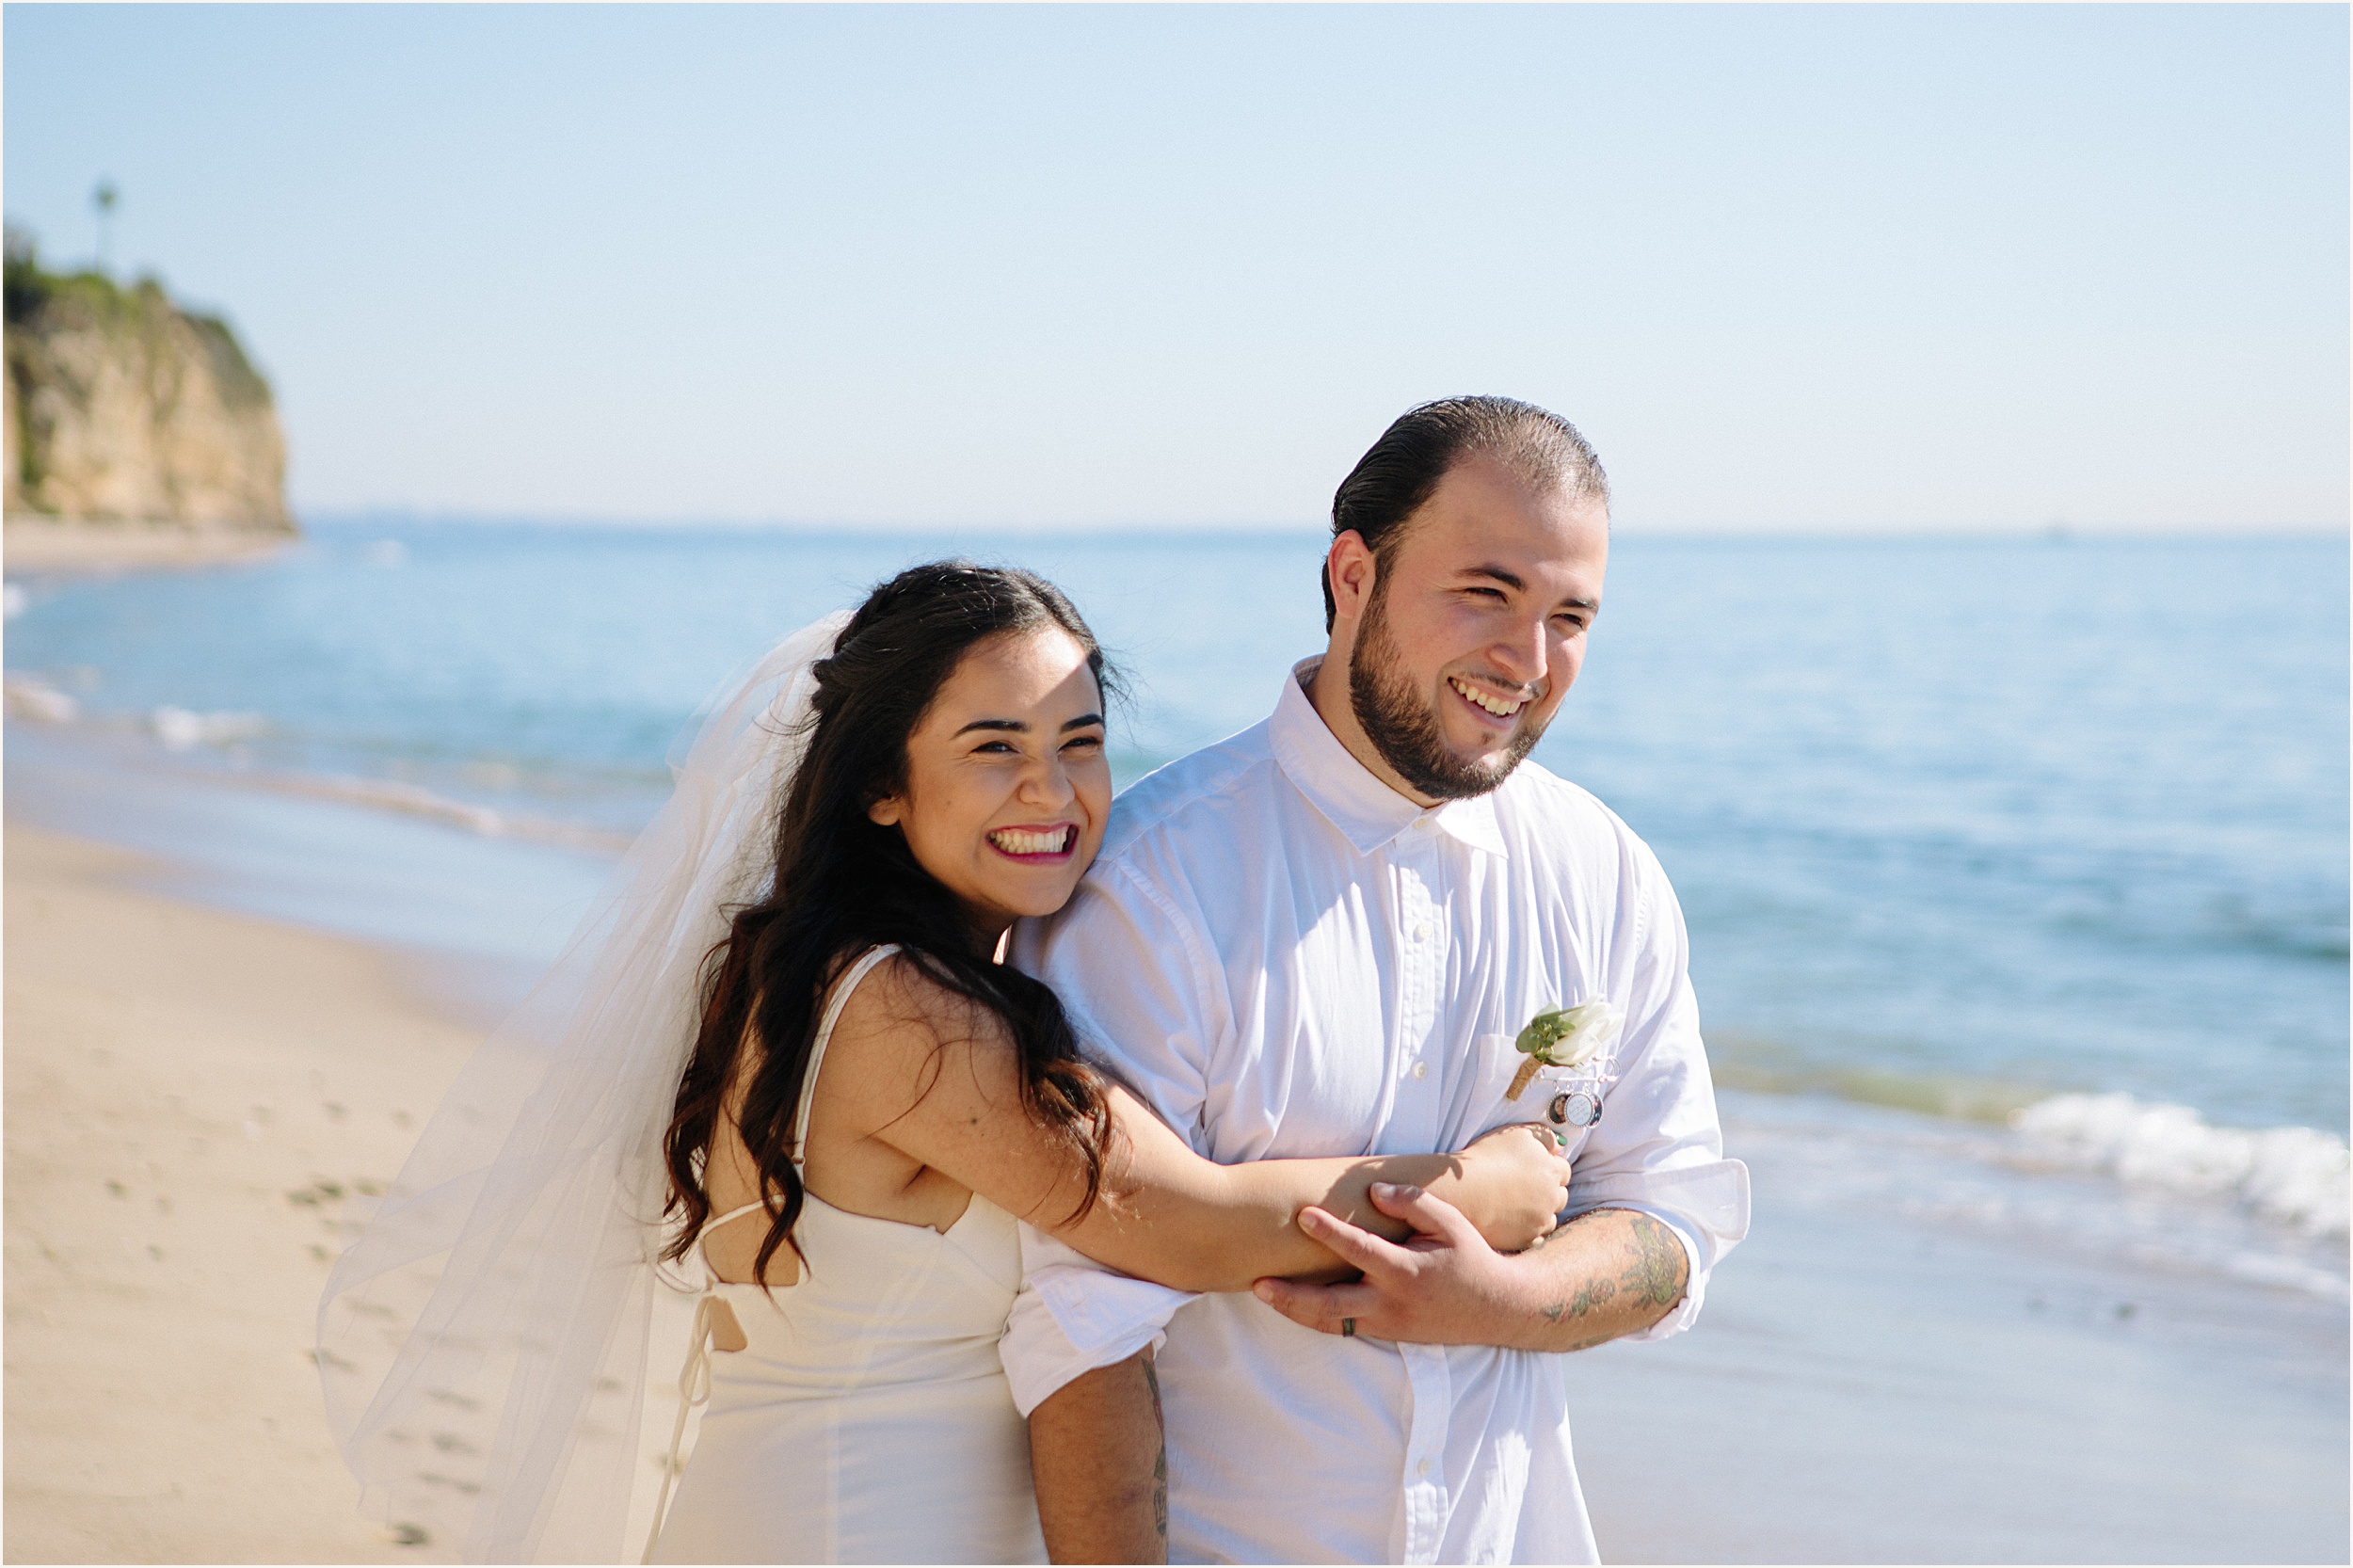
[241, 772, 634, 856]
[5, 674, 79, 723]
[150, 706, 268, 749]
[2011, 1092, 2350, 1240]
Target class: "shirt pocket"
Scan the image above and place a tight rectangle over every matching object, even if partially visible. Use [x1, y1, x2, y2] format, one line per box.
[1465, 1032, 1597, 1162]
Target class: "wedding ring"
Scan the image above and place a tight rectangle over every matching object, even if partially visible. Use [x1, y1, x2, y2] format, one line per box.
[1340, 1318, 1356, 1337]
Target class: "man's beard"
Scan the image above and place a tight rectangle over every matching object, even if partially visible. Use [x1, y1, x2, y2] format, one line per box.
[1348, 584, 1545, 802]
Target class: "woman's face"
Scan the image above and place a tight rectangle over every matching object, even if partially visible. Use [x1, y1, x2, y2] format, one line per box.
[868, 626, 1112, 944]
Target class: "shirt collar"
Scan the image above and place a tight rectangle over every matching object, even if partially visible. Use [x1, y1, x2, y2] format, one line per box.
[1268, 657, 1511, 861]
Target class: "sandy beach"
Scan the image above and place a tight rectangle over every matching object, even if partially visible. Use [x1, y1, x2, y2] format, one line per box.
[3, 826, 476, 1563]
[8, 3, 2348, 1556]
[3, 520, 296, 576]
[8, 810, 2345, 1566]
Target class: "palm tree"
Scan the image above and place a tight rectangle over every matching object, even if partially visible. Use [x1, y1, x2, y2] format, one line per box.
[92, 178, 118, 275]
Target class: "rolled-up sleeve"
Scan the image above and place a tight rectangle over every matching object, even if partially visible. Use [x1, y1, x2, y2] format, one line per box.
[1560, 833, 1751, 1340]
[1000, 862, 1221, 1411]
[1001, 1225, 1198, 1416]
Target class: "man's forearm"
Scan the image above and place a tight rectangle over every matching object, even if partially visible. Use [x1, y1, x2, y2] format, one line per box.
[1496, 1207, 1689, 1352]
[1027, 1349, 1167, 1564]
[1254, 1187, 1692, 1353]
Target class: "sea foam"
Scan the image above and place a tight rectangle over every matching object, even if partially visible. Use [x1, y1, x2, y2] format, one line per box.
[5, 676, 78, 724]
[2012, 1092, 2350, 1239]
[150, 706, 268, 749]
[250, 772, 632, 855]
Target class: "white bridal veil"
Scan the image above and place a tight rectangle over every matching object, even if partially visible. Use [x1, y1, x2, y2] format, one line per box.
[316, 611, 852, 1563]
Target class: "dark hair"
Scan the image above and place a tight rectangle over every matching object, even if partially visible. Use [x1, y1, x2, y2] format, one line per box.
[662, 561, 1120, 1285]
[1322, 395, 1609, 631]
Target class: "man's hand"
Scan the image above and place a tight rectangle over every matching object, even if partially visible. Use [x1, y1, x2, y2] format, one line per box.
[1252, 1183, 1525, 1346]
[1250, 1185, 1689, 1353]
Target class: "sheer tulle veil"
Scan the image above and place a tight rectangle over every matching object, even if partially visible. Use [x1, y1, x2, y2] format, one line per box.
[316, 611, 852, 1562]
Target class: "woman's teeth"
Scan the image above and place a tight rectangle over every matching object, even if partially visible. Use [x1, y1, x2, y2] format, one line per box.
[989, 825, 1074, 856]
[1449, 677, 1527, 718]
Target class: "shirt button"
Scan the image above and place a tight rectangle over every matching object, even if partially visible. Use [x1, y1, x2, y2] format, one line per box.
[1413, 922, 1431, 943]
[1417, 1458, 1433, 1478]
[1411, 1062, 1429, 1080]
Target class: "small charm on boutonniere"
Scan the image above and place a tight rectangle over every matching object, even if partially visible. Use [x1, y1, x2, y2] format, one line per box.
[1506, 1000, 1624, 1101]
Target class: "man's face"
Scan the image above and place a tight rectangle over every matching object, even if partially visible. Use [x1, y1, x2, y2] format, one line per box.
[1346, 454, 1609, 801]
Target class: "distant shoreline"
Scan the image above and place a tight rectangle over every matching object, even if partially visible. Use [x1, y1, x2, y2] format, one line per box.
[4, 515, 296, 574]
[294, 513, 2350, 545]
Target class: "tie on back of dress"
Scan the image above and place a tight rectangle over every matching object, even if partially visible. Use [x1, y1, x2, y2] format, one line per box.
[644, 944, 1044, 1565]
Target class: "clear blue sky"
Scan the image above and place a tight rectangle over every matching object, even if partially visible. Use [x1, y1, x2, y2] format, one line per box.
[5, 4, 2345, 533]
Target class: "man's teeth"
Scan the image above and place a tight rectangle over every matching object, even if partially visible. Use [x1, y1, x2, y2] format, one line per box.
[1449, 677, 1527, 717]
[990, 826, 1071, 856]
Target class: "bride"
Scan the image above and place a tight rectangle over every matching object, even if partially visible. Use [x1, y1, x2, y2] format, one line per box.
[319, 562, 1566, 1564]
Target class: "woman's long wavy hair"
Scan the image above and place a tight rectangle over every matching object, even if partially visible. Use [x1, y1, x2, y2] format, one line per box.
[662, 562, 1120, 1285]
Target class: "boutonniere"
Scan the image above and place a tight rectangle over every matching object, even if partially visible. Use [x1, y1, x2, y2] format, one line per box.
[1506, 999, 1623, 1101]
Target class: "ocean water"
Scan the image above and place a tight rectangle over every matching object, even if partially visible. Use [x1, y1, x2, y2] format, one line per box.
[6, 522, 2345, 1296]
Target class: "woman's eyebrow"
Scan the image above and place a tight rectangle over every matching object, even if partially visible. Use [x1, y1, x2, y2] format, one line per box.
[952, 711, 1105, 738]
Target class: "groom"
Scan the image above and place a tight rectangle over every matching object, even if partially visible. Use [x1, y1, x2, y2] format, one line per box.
[1006, 396, 1750, 1563]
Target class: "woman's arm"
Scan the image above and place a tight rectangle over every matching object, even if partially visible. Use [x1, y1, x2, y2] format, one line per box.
[1076, 1083, 1568, 1291]
[827, 959, 1568, 1293]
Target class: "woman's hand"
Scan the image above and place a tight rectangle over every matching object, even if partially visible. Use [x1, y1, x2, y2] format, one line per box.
[1444, 1124, 1570, 1253]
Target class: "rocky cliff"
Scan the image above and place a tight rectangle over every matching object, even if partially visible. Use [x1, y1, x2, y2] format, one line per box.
[5, 231, 292, 532]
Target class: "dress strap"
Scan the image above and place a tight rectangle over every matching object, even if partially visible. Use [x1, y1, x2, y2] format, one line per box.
[701, 1199, 774, 1234]
[694, 1199, 776, 1268]
[791, 944, 902, 1170]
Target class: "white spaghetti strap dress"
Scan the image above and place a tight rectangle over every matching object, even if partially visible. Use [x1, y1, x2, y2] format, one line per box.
[648, 944, 1048, 1564]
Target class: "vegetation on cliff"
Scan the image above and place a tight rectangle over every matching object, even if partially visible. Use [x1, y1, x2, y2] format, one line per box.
[5, 225, 292, 531]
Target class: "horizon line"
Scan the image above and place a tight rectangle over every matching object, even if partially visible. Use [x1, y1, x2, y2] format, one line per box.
[293, 510, 2352, 544]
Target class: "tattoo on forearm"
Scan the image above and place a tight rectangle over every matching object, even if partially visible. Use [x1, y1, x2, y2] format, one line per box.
[1537, 1212, 1688, 1339]
[1539, 1272, 1618, 1324]
[1620, 1213, 1688, 1309]
[1142, 1357, 1168, 1546]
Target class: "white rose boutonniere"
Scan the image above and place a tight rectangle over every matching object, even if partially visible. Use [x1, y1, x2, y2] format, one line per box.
[1506, 999, 1624, 1101]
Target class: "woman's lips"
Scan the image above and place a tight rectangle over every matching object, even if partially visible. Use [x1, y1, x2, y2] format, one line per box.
[986, 824, 1078, 861]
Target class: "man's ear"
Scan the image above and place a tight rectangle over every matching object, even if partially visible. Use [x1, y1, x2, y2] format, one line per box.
[1326, 531, 1378, 625]
[867, 794, 904, 828]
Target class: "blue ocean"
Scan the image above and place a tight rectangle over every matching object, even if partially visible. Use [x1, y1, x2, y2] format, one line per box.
[7, 523, 2346, 1296]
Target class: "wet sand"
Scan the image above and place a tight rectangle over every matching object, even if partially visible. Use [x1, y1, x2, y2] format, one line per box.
[1570, 1165, 2349, 1564]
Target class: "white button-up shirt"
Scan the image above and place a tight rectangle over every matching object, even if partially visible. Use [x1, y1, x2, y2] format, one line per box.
[1003, 661, 1751, 1565]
